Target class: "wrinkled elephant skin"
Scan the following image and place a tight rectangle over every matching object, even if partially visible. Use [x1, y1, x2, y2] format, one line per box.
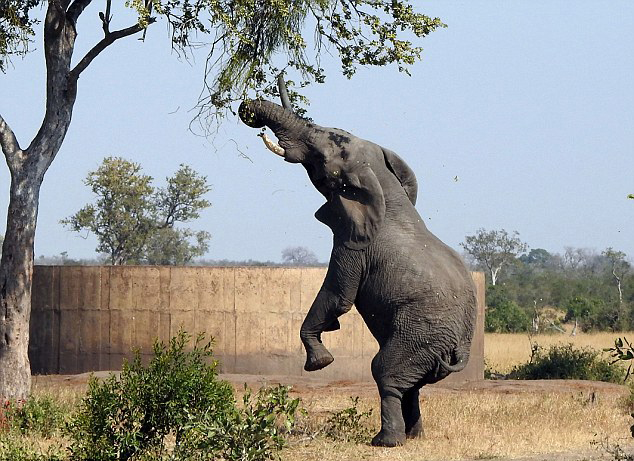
[239, 98, 477, 447]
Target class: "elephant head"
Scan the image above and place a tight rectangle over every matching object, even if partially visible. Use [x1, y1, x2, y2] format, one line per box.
[238, 98, 418, 250]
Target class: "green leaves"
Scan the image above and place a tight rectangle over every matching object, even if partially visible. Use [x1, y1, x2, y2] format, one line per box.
[157, 0, 445, 120]
[2, 0, 442, 121]
[67, 330, 236, 461]
[605, 336, 634, 381]
[323, 396, 374, 443]
[461, 228, 528, 285]
[509, 343, 626, 383]
[0, 0, 40, 72]
[175, 383, 302, 461]
[61, 157, 211, 265]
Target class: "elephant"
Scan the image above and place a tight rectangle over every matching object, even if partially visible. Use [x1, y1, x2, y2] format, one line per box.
[238, 89, 477, 447]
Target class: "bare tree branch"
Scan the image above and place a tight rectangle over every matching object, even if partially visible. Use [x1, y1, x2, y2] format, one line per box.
[68, 21, 151, 82]
[66, 0, 93, 25]
[0, 113, 21, 168]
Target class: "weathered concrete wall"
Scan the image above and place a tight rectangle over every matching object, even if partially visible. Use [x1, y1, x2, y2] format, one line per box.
[30, 266, 485, 383]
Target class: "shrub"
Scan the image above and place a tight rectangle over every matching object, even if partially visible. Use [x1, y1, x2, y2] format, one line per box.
[322, 396, 374, 443]
[485, 300, 531, 333]
[176, 384, 302, 461]
[509, 343, 626, 383]
[67, 330, 235, 461]
[564, 296, 622, 332]
[0, 395, 69, 438]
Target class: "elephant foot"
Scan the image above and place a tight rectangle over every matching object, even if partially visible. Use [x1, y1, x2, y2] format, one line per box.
[405, 420, 424, 439]
[304, 347, 334, 371]
[371, 430, 405, 447]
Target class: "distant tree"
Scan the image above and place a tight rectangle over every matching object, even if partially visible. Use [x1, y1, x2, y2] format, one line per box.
[562, 247, 605, 276]
[484, 285, 531, 333]
[62, 157, 211, 265]
[460, 228, 528, 285]
[144, 228, 210, 265]
[602, 247, 630, 328]
[281, 246, 319, 266]
[564, 296, 606, 333]
[518, 248, 556, 271]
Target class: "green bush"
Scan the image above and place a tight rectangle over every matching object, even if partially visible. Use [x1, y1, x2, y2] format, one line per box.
[67, 330, 235, 461]
[563, 296, 622, 332]
[509, 343, 626, 383]
[0, 395, 69, 438]
[176, 384, 301, 461]
[485, 285, 531, 333]
[322, 396, 374, 443]
[485, 300, 531, 333]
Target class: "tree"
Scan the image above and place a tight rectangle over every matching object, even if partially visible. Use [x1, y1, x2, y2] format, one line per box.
[143, 227, 210, 265]
[460, 228, 528, 285]
[0, 0, 444, 398]
[62, 157, 210, 265]
[602, 247, 630, 328]
[484, 285, 530, 333]
[281, 246, 319, 266]
[0, 234, 3, 257]
[518, 248, 556, 271]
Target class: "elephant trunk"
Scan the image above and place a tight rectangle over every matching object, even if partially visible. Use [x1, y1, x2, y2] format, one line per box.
[238, 99, 310, 147]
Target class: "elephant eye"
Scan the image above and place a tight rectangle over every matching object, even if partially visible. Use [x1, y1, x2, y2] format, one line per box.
[331, 170, 340, 177]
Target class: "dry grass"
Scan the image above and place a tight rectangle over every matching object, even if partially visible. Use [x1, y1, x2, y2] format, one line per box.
[284, 390, 632, 461]
[485, 331, 631, 374]
[26, 364, 634, 461]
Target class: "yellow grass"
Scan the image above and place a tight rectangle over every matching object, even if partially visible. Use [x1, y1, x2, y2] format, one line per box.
[485, 331, 630, 374]
[283, 390, 632, 461]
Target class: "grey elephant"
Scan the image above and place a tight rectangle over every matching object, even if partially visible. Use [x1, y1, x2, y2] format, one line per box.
[239, 91, 477, 447]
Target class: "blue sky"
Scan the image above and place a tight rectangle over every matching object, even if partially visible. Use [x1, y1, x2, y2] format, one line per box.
[1, 1, 633, 263]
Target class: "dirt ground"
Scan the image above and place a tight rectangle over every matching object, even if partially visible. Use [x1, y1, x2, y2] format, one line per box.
[32, 373, 633, 461]
[34, 370, 630, 396]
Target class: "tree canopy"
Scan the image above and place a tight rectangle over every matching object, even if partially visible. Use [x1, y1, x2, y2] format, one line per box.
[1, 0, 444, 118]
[281, 246, 319, 266]
[460, 228, 528, 286]
[62, 157, 211, 265]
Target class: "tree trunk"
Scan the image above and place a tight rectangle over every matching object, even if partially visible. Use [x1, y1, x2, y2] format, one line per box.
[0, 1, 78, 399]
[0, 174, 43, 399]
[490, 267, 500, 286]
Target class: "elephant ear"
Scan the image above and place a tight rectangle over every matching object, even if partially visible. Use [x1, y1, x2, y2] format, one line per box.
[315, 166, 386, 250]
[382, 147, 418, 205]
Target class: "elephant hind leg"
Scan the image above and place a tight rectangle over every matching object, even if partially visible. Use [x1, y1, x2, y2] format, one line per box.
[403, 387, 424, 439]
[371, 386, 406, 447]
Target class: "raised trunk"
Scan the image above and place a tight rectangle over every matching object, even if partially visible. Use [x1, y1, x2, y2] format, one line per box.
[238, 99, 309, 142]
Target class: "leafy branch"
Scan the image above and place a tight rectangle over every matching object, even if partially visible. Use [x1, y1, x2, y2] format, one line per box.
[605, 337, 634, 381]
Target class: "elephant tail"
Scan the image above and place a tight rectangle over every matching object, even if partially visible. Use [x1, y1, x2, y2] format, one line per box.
[430, 348, 469, 373]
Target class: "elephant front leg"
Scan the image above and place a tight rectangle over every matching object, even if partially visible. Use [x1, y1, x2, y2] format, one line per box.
[300, 289, 352, 371]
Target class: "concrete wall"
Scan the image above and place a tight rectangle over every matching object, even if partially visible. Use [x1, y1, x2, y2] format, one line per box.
[30, 266, 485, 383]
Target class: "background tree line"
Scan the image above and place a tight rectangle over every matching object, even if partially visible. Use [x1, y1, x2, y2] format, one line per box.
[462, 228, 633, 333]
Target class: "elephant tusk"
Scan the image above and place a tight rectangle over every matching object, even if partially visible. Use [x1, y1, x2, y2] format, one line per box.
[259, 133, 286, 157]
